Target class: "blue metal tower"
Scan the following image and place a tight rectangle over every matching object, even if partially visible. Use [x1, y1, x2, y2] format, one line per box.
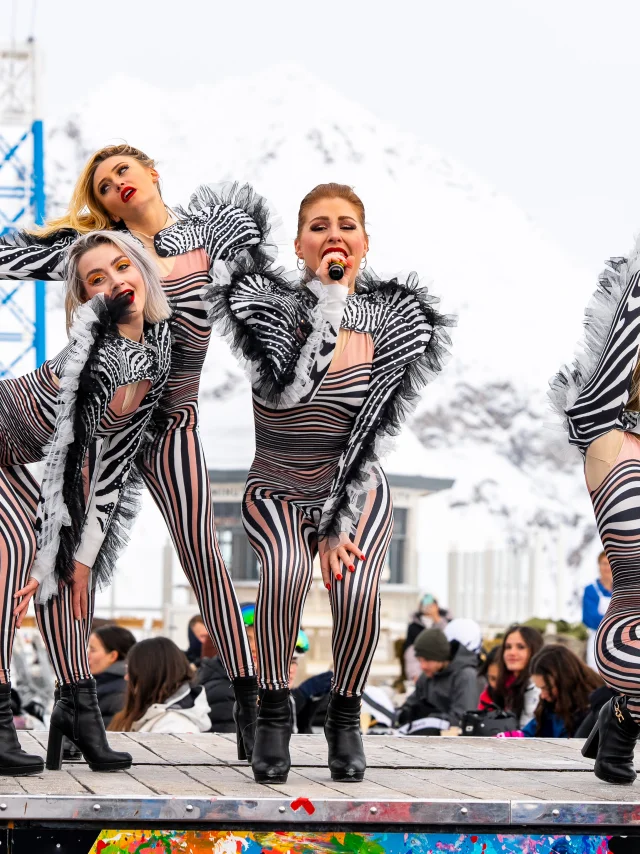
[0, 38, 46, 378]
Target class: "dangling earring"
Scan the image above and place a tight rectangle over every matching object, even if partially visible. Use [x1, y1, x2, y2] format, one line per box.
[360, 256, 368, 270]
[297, 258, 306, 271]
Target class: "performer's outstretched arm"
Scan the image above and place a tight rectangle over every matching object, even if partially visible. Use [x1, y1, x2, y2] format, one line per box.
[0, 231, 76, 280]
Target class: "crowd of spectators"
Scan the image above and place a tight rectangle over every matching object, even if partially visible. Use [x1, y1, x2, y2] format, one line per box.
[7, 551, 616, 741]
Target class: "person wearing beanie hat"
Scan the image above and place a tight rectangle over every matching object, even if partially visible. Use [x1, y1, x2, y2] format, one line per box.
[396, 628, 480, 735]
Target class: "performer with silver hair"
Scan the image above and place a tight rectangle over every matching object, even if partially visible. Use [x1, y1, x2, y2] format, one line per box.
[0, 230, 171, 775]
[551, 243, 640, 785]
[0, 144, 274, 761]
[180, 182, 454, 784]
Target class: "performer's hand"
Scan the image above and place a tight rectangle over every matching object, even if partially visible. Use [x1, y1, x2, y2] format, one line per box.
[315, 253, 355, 288]
[13, 578, 39, 628]
[319, 537, 366, 588]
[71, 561, 91, 621]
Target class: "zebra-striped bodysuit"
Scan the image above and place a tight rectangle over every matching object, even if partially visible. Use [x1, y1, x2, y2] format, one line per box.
[245, 335, 393, 694]
[0, 317, 171, 684]
[203, 258, 453, 697]
[551, 252, 640, 721]
[0, 186, 268, 681]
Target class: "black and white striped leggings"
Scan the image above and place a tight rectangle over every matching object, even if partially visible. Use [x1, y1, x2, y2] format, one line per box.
[590, 430, 640, 721]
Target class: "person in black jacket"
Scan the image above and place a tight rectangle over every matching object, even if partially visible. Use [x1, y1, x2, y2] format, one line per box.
[194, 635, 236, 733]
[397, 628, 480, 734]
[88, 625, 136, 728]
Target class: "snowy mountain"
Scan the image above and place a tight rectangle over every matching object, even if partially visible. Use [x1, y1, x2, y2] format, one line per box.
[41, 64, 603, 612]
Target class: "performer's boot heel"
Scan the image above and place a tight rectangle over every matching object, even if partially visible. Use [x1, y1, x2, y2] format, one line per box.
[581, 719, 600, 759]
[251, 688, 291, 784]
[324, 692, 366, 783]
[51, 679, 132, 773]
[46, 725, 64, 771]
[592, 696, 640, 785]
[232, 676, 258, 762]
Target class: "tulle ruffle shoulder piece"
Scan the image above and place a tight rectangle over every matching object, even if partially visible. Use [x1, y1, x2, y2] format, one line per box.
[318, 270, 456, 545]
[156, 181, 283, 271]
[204, 250, 331, 407]
[548, 252, 635, 433]
[33, 295, 163, 602]
[32, 297, 104, 602]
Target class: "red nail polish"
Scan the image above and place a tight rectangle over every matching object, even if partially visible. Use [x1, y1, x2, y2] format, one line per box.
[325, 583, 331, 591]
[360, 555, 367, 561]
[349, 565, 355, 572]
[336, 573, 343, 581]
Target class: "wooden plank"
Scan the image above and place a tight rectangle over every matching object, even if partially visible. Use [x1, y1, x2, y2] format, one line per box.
[524, 769, 640, 803]
[294, 765, 412, 799]
[67, 768, 157, 797]
[172, 733, 243, 765]
[365, 767, 477, 800]
[125, 733, 216, 765]
[19, 770, 89, 795]
[261, 767, 347, 800]
[126, 764, 217, 796]
[16, 732, 46, 758]
[182, 764, 279, 797]
[462, 769, 593, 801]
[405, 768, 542, 801]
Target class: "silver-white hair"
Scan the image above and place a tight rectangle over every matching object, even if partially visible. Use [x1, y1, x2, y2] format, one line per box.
[64, 230, 172, 331]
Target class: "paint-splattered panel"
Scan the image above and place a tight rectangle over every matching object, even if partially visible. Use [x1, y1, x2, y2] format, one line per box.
[63, 829, 623, 854]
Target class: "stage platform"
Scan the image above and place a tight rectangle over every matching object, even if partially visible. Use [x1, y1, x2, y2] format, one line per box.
[1, 730, 638, 830]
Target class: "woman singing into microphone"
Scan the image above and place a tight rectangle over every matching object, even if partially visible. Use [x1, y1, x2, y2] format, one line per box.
[0, 231, 171, 774]
[0, 144, 273, 759]
[172, 183, 453, 783]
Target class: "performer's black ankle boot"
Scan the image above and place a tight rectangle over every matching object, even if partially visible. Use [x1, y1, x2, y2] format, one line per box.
[232, 676, 258, 761]
[0, 683, 44, 776]
[251, 688, 291, 784]
[324, 692, 366, 782]
[582, 696, 640, 784]
[47, 679, 132, 772]
[52, 685, 82, 760]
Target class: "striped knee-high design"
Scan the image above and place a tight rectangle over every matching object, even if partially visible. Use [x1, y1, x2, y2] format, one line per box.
[590, 436, 640, 719]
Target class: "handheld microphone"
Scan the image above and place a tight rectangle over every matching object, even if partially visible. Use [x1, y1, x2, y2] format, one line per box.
[328, 260, 345, 281]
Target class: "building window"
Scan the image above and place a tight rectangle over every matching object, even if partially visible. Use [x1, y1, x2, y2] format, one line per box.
[213, 502, 259, 581]
[387, 507, 408, 584]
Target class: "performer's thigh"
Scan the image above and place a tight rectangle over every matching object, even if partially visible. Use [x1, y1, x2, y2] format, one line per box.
[139, 426, 252, 678]
[242, 495, 316, 688]
[0, 467, 38, 682]
[35, 584, 94, 684]
[590, 434, 640, 719]
[331, 474, 394, 696]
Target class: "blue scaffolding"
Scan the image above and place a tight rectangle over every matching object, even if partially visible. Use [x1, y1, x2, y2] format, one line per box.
[0, 41, 46, 378]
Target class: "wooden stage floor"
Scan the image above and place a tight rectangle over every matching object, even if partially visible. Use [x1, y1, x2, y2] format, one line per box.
[1, 732, 639, 828]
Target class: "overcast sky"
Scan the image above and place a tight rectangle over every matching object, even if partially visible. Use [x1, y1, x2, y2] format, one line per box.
[5, 0, 640, 275]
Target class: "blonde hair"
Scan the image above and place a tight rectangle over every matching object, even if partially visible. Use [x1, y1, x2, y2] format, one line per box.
[64, 231, 172, 331]
[36, 144, 159, 237]
[297, 182, 367, 239]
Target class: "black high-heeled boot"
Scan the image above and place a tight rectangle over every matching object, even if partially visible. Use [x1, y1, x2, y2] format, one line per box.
[232, 676, 258, 761]
[52, 685, 82, 760]
[46, 678, 132, 772]
[582, 696, 640, 784]
[324, 692, 366, 782]
[251, 688, 291, 784]
[0, 683, 44, 776]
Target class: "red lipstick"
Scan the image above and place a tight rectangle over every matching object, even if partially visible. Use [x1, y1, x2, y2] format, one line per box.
[321, 246, 348, 260]
[121, 186, 137, 203]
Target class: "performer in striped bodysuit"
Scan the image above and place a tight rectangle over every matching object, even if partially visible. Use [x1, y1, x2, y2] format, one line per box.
[0, 145, 270, 759]
[0, 231, 172, 774]
[551, 245, 640, 784]
[187, 183, 453, 783]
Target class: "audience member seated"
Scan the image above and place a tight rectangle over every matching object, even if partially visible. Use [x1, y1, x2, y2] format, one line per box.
[194, 635, 235, 733]
[109, 637, 210, 734]
[289, 630, 332, 734]
[185, 614, 209, 666]
[492, 625, 543, 728]
[582, 551, 613, 670]
[403, 594, 451, 682]
[498, 645, 603, 738]
[477, 646, 501, 710]
[88, 625, 137, 728]
[396, 627, 479, 734]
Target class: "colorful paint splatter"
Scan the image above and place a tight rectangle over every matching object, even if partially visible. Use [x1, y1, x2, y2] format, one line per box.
[89, 829, 612, 854]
